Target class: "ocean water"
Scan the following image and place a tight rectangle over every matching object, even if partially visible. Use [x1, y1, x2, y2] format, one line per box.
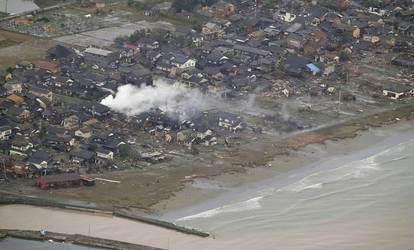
[168, 129, 414, 249]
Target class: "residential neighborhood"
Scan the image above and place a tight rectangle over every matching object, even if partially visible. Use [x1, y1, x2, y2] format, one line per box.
[0, 0, 414, 249]
[0, 0, 413, 184]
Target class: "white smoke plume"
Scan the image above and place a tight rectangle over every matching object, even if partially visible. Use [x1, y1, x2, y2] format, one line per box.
[101, 80, 207, 119]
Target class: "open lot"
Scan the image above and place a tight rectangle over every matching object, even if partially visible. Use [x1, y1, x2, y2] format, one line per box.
[54, 20, 175, 48]
[0, 30, 56, 70]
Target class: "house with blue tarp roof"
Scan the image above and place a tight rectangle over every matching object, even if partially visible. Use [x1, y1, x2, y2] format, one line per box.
[306, 63, 321, 75]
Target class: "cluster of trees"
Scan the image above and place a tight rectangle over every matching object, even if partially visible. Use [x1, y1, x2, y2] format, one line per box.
[172, 0, 218, 12]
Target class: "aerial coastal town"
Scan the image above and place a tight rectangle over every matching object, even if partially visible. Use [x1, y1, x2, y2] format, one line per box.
[0, 0, 413, 248]
[0, 0, 413, 196]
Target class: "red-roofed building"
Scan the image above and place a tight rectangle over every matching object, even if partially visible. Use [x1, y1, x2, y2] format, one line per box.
[35, 61, 60, 74]
[123, 43, 140, 55]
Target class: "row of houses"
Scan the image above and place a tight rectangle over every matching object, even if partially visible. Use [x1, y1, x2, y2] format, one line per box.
[1, 0, 413, 179]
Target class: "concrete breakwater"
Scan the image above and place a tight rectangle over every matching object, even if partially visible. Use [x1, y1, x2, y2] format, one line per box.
[0, 229, 164, 250]
[114, 211, 210, 238]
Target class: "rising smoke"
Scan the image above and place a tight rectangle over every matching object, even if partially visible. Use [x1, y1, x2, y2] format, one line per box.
[101, 80, 208, 119]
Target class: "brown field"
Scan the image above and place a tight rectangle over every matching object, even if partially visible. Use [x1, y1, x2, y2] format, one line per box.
[0, 30, 56, 70]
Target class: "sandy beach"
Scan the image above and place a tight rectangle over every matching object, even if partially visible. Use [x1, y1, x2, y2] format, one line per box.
[1, 120, 414, 250]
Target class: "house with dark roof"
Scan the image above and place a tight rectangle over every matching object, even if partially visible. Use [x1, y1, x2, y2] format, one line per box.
[383, 83, 414, 100]
[137, 37, 159, 50]
[45, 134, 75, 152]
[28, 86, 53, 103]
[202, 22, 225, 40]
[10, 136, 33, 157]
[82, 103, 111, 119]
[170, 54, 197, 71]
[27, 150, 51, 169]
[6, 106, 31, 123]
[284, 54, 310, 77]
[216, 111, 245, 133]
[287, 33, 306, 50]
[0, 125, 12, 141]
[207, 1, 235, 18]
[0, 87, 7, 97]
[233, 45, 272, 58]
[70, 150, 95, 166]
[206, 51, 229, 65]
[96, 147, 114, 160]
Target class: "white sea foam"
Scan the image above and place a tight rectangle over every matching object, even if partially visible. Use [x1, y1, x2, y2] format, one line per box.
[267, 138, 414, 196]
[302, 183, 372, 202]
[280, 154, 382, 193]
[176, 197, 263, 221]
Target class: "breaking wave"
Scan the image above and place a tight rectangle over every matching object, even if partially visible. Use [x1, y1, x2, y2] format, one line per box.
[176, 197, 263, 221]
[279, 160, 380, 193]
[175, 137, 414, 223]
[278, 138, 414, 194]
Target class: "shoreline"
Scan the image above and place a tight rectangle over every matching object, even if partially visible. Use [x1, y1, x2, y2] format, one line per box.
[1, 105, 413, 217]
[0, 108, 413, 249]
[153, 106, 414, 216]
[1, 104, 412, 214]
[1, 119, 413, 249]
[159, 124, 414, 222]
